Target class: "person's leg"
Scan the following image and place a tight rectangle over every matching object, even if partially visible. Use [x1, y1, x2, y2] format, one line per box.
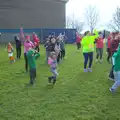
[17, 47, 20, 59]
[57, 52, 60, 63]
[109, 65, 114, 80]
[110, 71, 120, 92]
[19, 47, 22, 59]
[33, 68, 36, 83]
[51, 69, 58, 84]
[77, 43, 80, 50]
[63, 50, 65, 59]
[96, 48, 99, 62]
[24, 53, 28, 72]
[100, 48, 103, 63]
[83, 53, 89, 71]
[30, 69, 34, 85]
[107, 48, 111, 63]
[60, 50, 63, 60]
[16, 48, 19, 59]
[88, 52, 93, 71]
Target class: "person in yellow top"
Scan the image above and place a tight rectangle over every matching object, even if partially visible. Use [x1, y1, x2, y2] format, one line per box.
[81, 30, 99, 72]
[7, 42, 15, 64]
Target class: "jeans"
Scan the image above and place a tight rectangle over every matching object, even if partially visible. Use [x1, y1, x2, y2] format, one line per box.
[51, 68, 58, 79]
[30, 68, 36, 84]
[111, 71, 120, 91]
[83, 52, 93, 69]
[16, 47, 21, 59]
[24, 53, 28, 72]
[96, 48, 103, 60]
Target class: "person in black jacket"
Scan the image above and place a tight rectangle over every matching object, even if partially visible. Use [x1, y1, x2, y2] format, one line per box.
[14, 36, 22, 59]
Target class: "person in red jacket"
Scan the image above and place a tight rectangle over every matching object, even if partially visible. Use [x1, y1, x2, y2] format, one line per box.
[76, 32, 82, 51]
[107, 33, 112, 63]
[32, 32, 40, 52]
[95, 33, 104, 63]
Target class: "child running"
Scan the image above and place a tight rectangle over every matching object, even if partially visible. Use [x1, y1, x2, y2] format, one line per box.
[48, 52, 58, 85]
[27, 48, 40, 85]
[24, 36, 34, 72]
[110, 43, 120, 93]
[7, 42, 15, 64]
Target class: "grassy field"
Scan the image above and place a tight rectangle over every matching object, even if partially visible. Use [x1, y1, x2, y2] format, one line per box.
[0, 45, 120, 120]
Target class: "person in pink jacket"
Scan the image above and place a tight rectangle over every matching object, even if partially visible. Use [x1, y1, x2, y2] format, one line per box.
[24, 36, 34, 72]
[76, 32, 82, 50]
[95, 33, 104, 63]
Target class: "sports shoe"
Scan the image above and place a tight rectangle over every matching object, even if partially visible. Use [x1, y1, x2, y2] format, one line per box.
[108, 77, 114, 81]
[88, 68, 92, 72]
[84, 69, 88, 73]
[100, 60, 102, 64]
[109, 88, 115, 94]
[96, 59, 98, 63]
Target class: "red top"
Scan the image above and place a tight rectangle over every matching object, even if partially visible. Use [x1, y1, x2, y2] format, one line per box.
[96, 37, 104, 48]
[76, 35, 82, 43]
[107, 36, 111, 48]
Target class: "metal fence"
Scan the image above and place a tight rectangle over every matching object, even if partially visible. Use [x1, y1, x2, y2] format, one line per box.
[0, 28, 76, 44]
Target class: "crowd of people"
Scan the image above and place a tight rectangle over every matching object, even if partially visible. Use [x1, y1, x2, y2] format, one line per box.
[6, 28, 120, 94]
[7, 29, 66, 85]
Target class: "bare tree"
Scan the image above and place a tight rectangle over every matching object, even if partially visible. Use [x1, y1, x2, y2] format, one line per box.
[108, 7, 120, 31]
[66, 14, 84, 33]
[84, 5, 99, 32]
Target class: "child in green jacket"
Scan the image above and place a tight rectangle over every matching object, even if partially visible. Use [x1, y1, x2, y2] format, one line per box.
[27, 48, 40, 85]
[110, 43, 120, 93]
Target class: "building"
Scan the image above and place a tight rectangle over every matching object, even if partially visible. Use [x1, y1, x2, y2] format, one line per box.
[0, 0, 69, 29]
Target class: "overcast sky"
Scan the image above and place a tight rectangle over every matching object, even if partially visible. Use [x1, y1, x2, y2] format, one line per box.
[66, 0, 120, 30]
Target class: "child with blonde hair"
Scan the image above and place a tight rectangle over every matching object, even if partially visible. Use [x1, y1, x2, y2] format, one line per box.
[7, 42, 15, 64]
[48, 52, 58, 84]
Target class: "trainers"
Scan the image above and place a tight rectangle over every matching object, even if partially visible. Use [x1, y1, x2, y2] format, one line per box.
[88, 68, 92, 72]
[84, 69, 88, 73]
[96, 59, 98, 63]
[109, 88, 115, 94]
[100, 60, 102, 64]
[48, 77, 52, 83]
[108, 77, 114, 81]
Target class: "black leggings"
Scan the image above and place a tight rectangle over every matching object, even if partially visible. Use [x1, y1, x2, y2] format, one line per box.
[61, 50, 65, 59]
[16, 47, 21, 59]
[107, 48, 111, 61]
[35, 46, 40, 52]
[77, 43, 81, 50]
[57, 53, 61, 63]
[24, 53, 28, 72]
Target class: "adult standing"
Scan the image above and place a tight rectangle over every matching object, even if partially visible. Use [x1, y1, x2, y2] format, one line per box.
[14, 36, 22, 59]
[81, 30, 99, 72]
[24, 36, 34, 72]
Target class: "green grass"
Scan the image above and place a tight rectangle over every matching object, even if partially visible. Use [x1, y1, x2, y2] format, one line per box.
[0, 45, 120, 120]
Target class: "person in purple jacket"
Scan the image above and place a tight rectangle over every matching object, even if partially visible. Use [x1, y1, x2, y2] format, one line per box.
[24, 36, 34, 72]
